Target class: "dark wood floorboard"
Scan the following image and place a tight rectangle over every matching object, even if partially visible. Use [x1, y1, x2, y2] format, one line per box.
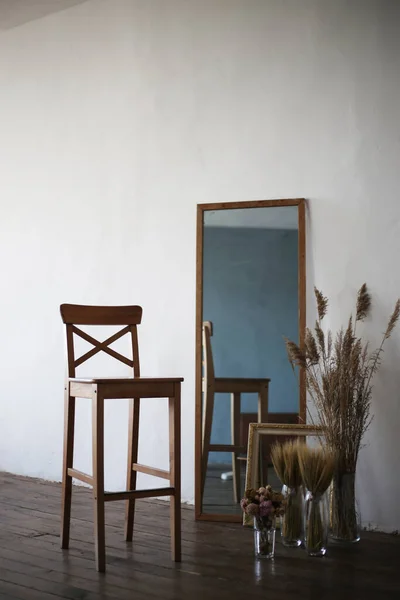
[0, 472, 399, 599]
[203, 463, 281, 514]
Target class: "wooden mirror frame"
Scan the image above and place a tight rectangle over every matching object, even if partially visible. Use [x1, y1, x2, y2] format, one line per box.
[195, 198, 306, 522]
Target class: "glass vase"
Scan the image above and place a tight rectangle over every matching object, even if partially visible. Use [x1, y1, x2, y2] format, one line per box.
[254, 517, 276, 559]
[281, 486, 304, 547]
[305, 491, 329, 557]
[330, 472, 361, 543]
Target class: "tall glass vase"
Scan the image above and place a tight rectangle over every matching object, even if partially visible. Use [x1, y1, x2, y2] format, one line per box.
[254, 517, 276, 559]
[281, 486, 304, 547]
[305, 492, 329, 557]
[330, 472, 361, 543]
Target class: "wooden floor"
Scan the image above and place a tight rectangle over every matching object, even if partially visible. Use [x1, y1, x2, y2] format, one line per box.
[203, 464, 281, 514]
[0, 473, 399, 600]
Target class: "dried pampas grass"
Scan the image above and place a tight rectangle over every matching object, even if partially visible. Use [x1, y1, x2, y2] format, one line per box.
[285, 284, 400, 473]
[286, 284, 400, 541]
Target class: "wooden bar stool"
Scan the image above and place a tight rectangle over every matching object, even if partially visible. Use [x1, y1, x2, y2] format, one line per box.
[60, 304, 183, 572]
[202, 321, 270, 504]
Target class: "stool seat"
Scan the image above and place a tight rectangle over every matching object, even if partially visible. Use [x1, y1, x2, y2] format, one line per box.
[70, 377, 184, 384]
[60, 303, 183, 573]
[208, 377, 270, 394]
[69, 377, 184, 400]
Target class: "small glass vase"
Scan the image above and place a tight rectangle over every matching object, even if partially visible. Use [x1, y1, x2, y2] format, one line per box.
[281, 486, 304, 547]
[254, 516, 276, 559]
[330, 472, 361, 543]
[305, 491, 329, 557]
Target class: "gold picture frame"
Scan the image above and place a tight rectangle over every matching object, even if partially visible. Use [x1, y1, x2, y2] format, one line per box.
[243, 423, 324, 526]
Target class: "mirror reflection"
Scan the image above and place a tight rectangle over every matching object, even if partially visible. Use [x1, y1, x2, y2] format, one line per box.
[201, 205, 300, 515]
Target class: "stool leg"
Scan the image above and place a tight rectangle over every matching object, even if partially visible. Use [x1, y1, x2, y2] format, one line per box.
[61, 386, 75, 549]
[257, 384, 269, 487]
[92, 387, 105, 573]
[124, 398, 140, 542]
[231, 392, 241, 504]
[201, 385, 215, 499]
[169, 383, 181, 562]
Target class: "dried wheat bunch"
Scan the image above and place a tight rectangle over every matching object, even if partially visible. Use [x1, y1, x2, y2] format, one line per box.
[271, 440, 302, 489]
[298, 444, 336, 554]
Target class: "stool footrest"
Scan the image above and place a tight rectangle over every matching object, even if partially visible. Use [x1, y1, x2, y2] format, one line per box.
[132, 463, 170, 480]
[209, 444, 246, 453]
[104, 487, 175, 502]
[68, 468, 94, 486]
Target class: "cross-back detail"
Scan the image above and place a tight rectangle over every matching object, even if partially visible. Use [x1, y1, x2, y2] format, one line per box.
[73, 326, 133, 369]
[60, 304, 141, 378]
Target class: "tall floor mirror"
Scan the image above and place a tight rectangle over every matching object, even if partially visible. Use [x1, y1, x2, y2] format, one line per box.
[195, 199, 306, 522]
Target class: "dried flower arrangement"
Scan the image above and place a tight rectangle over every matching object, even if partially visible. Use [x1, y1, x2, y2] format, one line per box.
[271, 440, 304, 547]
[286, 284, 400, 541]
[241, 486, 285, 529]
[241, 486, 285, 558]
[298, 444, 335, 556]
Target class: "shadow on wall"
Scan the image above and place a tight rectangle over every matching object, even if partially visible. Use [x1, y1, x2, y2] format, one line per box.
[0, 1, 89, 32]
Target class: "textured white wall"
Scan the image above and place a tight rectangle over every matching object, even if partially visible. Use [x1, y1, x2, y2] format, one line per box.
[0, 0, 399, 531]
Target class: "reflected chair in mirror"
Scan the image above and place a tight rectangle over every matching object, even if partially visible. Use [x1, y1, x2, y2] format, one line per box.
[60, 304, 183, 572]
[201, 321, 270, 504]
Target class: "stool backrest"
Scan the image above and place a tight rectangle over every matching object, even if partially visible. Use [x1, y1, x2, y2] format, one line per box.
[202, 321, 215, 387]
[60, 304, 142, 378]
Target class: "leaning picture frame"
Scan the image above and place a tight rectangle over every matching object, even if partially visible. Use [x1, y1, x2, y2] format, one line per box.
[243, 423, 324, 526]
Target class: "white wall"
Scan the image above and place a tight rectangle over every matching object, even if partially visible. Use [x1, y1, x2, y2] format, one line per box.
[0, 0, 88, 31]
[1, 0, 400, 531]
